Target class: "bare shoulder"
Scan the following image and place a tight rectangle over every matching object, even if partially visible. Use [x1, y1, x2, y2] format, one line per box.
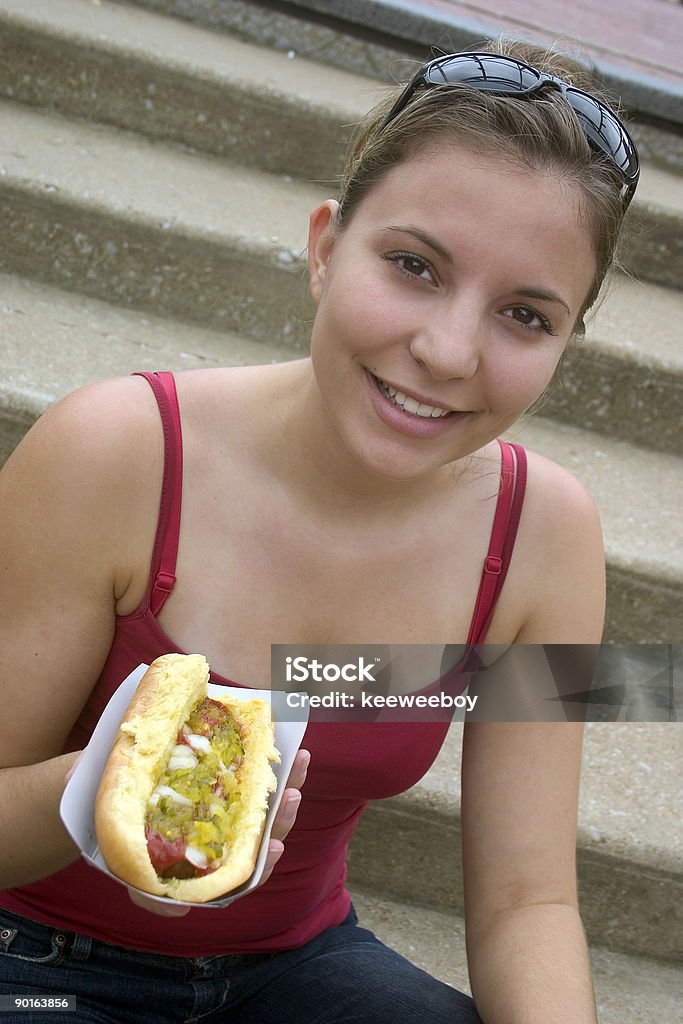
[6, 374, 161, 478]
[504, 446, 605, 642]
[3, 375, 163, 570]
[0, 372, 165, 607]
[12, 373, 161, 466]
[520, 447, 602, 535]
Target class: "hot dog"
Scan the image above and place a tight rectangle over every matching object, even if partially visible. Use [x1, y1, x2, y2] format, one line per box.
[95, 653, 280, 902]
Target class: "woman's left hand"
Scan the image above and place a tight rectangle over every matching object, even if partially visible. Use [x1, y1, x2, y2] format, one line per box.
[259, 746, 310, 885]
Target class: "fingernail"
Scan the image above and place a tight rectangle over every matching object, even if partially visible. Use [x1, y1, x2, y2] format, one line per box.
[284, 793, 301, 819]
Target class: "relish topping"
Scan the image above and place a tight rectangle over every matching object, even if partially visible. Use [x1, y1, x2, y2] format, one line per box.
[145, 698, 244, 878]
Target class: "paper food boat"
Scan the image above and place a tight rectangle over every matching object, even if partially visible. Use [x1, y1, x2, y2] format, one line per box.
[60, 662, 308, 908]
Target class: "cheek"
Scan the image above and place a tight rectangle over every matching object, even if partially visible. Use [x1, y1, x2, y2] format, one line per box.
[489, 343, 567, 412]
[312, 272, 394, 356]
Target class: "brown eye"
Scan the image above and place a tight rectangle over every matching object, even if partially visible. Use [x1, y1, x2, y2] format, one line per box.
[401, 256, 429, 277]
[513, 306, 536, 325]
[384, 251, 436, 284]
[502, 306, 555, 334]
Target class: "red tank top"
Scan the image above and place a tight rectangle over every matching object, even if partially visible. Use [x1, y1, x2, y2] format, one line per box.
[1, 372, 527, 956]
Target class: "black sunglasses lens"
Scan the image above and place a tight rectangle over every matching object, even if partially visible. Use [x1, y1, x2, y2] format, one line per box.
[425, 54, 542, 93]
[566, 90, 639, 177]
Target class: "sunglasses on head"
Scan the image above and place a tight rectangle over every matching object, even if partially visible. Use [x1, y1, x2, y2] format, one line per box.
[380, 52, 640, 210]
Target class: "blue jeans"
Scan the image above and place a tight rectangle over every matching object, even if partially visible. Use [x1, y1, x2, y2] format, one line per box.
[0, 904, 481, 1023]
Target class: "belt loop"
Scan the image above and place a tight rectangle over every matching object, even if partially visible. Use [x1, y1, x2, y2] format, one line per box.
[68, 930, 93, 961]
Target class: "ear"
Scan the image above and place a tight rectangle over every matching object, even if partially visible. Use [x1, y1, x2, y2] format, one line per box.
[307, 200, 340, 304]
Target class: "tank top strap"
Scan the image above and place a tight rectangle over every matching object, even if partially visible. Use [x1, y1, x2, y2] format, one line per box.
[466, 439, 527, 647]
[132, 371, 183, 616]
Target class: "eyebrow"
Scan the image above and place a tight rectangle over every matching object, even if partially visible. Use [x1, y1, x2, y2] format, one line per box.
[384, 225, 571, 316]
[515, 288, 571, 316]
[384, 224, 453, 265]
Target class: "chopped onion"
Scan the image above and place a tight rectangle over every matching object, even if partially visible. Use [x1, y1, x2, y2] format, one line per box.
[185, 733, 211, 754]
[185, 845, 208, 870]
[168, 744, 198, 771]
[152, 785, 192, 806]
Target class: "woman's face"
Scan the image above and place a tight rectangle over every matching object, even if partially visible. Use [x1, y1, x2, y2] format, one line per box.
[307, 142, 597, 481]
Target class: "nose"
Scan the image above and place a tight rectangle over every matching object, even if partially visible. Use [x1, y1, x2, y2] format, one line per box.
[408, 302, 484, 381]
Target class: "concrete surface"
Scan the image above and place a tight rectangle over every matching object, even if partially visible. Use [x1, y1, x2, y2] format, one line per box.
[550, 275, 683, 455]
[351, 889, 683, 1023]
[0, 0, 381, 183]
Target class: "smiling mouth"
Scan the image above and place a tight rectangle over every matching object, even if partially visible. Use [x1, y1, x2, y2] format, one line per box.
[373, 375, 454, 419]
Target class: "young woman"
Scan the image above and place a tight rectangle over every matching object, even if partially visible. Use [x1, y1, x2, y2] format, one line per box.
[0, 42, 639, 1024]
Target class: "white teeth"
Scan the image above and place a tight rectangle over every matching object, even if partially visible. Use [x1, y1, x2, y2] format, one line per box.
[377, 377, 451, 418]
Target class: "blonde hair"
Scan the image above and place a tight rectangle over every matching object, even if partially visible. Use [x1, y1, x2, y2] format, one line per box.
[337, 40, 631, 332]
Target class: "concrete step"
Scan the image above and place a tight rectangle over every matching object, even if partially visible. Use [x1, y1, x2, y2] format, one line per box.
[350, 889, 683, 1023]
[545, 273, 683, 456]
[0, 272, 294, 464]
[501, 416, 683, 643]
[0, 98, 321, 344]
[0, 0, 681, 290]
[0, 0, 381, 184]
[112, 0, 683, 139]
[121, 0, 429, 87]
[627, 163, 683, 291]
[1, 273, 681, 643]
[1, 99, 681, 456]
[347, 722, 683, 965]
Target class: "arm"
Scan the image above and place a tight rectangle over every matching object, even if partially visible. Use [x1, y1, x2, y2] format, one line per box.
[462, 459, 605, 1024]
[462, 723, 596, 1024]
[0, 378, 159, 888]
[0, 376, 307, 900]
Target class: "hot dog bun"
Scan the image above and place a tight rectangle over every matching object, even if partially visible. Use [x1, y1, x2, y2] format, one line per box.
[95, 653, 280, 902]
